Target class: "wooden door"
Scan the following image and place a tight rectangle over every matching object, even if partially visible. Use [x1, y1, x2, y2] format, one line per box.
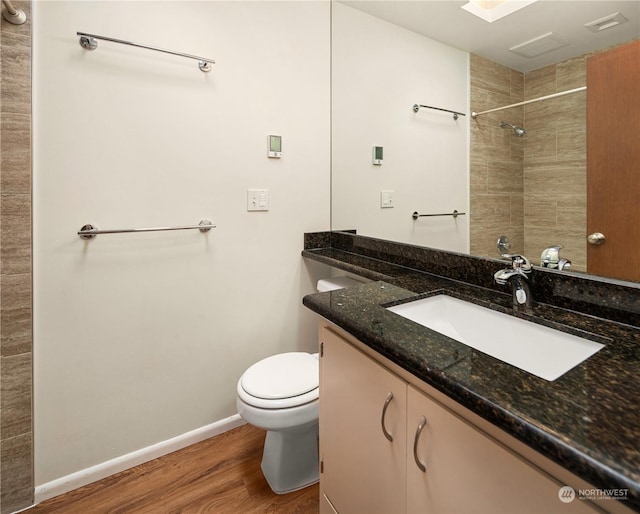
[587, 40, 640, 282]
[319, 326, 407, 514]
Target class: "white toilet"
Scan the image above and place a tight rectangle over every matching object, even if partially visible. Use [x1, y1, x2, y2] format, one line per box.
[236, 276, 362, 494]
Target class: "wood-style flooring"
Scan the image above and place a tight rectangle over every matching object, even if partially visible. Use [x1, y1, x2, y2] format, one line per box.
[27, 424, 319, 514]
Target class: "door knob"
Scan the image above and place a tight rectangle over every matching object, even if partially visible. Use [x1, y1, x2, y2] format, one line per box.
[587, 232, 606, 245]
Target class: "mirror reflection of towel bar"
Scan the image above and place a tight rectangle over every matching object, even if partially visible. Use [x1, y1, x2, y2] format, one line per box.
[78, 219, 215, 239]
[412, 210, 465, 220]
[412, 104, 466, 120]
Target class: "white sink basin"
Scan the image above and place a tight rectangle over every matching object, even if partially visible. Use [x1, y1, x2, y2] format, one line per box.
[387, 294, 604, 381]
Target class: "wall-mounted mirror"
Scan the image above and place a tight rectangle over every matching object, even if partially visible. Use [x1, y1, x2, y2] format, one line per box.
[331, 0, 640, 283]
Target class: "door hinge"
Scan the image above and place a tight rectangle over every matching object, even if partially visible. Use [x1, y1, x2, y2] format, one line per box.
[320, 459, 324, 473]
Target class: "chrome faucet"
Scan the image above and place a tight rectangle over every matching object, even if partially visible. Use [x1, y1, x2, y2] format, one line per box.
[541, 245, 571, 270]
[494, 253, 533, 314]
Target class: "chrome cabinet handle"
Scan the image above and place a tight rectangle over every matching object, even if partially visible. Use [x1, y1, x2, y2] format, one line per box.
[413, 416, 427, 472]
[588, 232, 606, 245]
[381, 392, 394, 442]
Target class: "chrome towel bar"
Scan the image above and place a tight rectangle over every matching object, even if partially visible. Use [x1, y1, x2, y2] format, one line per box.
[412, 210, 465, 220]
[77, 32, 215, 72]
[412, 104, 466, 120]
[78, 219, 215, 240]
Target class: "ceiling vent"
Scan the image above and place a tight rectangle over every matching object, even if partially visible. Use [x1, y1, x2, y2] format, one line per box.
[509, 32, 570, 58]
[584, 12, 628, 33]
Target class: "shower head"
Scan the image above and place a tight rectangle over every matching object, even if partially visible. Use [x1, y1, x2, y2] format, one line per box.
[500, 121, 526, 137]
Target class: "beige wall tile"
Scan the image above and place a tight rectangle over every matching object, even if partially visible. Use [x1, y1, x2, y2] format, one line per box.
[1, 353, 31, 438]
[0, 33, 31, 117]
[471, 194, 511, 223]
[0, 432, 33, 512]
[470, 54, 511, 98]
[471, 123, 512, 161]
[487, 160, 523, 194]
[524, 161, 585, 197]
[510, 68, 524, 101]
[470, 54, 524, 255]
[0, 273, 32, 358]
[524, 197, 557, 227]
[525, 64, 556, 99]
[1, 194, 31, 275]
[487, 161, 523, 194]
[556, 55, 586, 90]
[509, 133, 524, 161]
[557, 125, 586, 161]
[1, 2, 33, 510]
[524, 128, 557, 163]
[509, 193, 524, 227]
[1, 114, 31, 193]
[524, 100, 555, 124]
[473, 49, 591, 269]
[470, 157, 488, 195]
[557, 195, 586, 228]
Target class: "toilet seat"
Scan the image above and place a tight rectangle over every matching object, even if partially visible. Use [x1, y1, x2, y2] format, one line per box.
[238, 352, 319, 409]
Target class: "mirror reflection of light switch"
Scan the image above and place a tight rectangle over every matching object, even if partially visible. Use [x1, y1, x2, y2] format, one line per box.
[381, 190, 394, 208]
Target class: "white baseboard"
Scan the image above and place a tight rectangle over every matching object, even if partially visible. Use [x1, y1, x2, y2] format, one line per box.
[34, 414, 246, 505]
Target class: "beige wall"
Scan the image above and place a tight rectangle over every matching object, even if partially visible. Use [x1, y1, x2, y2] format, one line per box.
[33, 0, 330, 492]
[0, 0, 33, 512]
[332, 3, 470, 254]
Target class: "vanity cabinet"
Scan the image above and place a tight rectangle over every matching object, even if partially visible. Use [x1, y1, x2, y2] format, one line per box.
[319, 324, 599, 514]
[320, 323, 407, 514]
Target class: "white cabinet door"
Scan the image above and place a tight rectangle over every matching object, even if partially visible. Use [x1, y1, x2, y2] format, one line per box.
[320, 327, 407, 514]
[406, 386, 598, 514]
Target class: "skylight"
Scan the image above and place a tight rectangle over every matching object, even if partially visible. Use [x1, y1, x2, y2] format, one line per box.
[461, 0, 539, 23]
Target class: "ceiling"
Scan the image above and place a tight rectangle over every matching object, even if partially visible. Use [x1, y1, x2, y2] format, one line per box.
[338, 0, 640, 72]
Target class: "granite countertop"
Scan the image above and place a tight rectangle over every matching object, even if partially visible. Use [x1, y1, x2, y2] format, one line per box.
[302, 246, 640, 512]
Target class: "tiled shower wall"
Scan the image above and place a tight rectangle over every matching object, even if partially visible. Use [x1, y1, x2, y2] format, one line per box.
[523, 57, 587, 271]
[470, 54, 524, 259]
[1, 1, 33, 512]
[470, 52, 589, 271]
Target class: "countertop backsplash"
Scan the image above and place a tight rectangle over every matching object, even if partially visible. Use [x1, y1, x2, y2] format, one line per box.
[304, 231, 640, 328]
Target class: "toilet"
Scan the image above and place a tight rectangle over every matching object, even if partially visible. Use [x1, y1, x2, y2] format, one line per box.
[236, 276, 362, 494]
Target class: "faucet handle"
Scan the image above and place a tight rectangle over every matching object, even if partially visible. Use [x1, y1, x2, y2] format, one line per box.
[541, 245, 571, 270]
[506, 253, 531, 272]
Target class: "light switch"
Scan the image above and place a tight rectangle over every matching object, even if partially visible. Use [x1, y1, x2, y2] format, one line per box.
[381, 190, 394, 208]
[247, 189, 269, 211]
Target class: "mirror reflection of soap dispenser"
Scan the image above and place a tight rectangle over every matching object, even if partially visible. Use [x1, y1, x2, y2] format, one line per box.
[541, 245, 572, 270]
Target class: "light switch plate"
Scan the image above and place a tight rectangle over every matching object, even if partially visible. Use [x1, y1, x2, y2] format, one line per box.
[247, 189, 269, 211]
[381, 190, 394, 208]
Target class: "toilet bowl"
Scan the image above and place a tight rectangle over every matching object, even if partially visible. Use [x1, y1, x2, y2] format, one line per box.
[236, 276, 362, 494]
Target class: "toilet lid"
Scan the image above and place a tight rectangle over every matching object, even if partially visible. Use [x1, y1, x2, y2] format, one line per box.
[240, 352, 318, 400]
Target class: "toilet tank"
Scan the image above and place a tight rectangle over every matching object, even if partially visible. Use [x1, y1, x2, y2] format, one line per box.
[317, 277, 364, 292]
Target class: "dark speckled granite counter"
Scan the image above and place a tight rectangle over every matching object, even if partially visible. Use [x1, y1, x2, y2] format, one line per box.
[302, 231, 640, 513]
